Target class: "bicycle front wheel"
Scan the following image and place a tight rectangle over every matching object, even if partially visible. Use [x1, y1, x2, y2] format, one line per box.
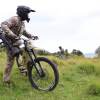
[28, 57, 59, 91]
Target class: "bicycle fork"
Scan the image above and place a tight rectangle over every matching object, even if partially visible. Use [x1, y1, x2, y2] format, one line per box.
[27, 48, 45, 77]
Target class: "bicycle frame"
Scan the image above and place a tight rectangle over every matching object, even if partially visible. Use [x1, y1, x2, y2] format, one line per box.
[0, 37, 59, 91]
[21, 39, 45, 77]
[0, 36, 45, 77]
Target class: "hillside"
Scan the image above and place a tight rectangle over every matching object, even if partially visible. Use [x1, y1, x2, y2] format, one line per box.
[0, 52, 100, 100]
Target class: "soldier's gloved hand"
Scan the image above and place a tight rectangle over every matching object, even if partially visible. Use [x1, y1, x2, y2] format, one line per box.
[31, 36, 39, 40]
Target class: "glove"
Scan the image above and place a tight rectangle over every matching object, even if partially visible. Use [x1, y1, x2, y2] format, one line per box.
[32, 36, 39, 40]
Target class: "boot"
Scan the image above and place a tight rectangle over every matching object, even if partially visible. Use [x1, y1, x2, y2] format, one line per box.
[18, 66, 28, 76]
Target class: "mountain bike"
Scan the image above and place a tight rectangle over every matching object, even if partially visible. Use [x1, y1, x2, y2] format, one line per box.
[0, 36, 59, 91]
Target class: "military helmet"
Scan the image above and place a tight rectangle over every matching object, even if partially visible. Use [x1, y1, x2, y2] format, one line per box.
[16, 6, 35, 22]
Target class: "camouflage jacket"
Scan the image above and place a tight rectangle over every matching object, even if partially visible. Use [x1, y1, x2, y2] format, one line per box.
[1, 16, 32, 39]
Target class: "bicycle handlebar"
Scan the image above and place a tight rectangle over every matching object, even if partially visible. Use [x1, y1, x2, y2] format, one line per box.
[15, 36, 39, 41]
[31, 36, 39, 40]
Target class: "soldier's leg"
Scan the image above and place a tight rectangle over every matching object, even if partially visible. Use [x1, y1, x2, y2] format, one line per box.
[3, 50, 14, 82]
[18, 51, 28, 76]
[14, 45, 29, 76]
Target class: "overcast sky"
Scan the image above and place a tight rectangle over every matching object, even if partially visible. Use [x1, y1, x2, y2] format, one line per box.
[0, 0, 100, 54]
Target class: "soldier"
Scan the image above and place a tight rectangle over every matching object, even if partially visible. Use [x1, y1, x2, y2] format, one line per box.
[59, 46, 65, 59]
[0, 6, 37, 84]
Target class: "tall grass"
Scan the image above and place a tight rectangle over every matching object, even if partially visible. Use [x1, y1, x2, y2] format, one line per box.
[0, 52, 100, 99]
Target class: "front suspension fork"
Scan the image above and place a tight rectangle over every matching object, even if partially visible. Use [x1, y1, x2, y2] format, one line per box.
[27, 49, 45, 77]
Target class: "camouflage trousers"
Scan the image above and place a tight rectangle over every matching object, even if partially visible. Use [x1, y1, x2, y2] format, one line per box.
[2, 35, 30, 82]
[3, 49, 15, 82]
[3, 43, 29, 82]
[3, 50, 14, 82]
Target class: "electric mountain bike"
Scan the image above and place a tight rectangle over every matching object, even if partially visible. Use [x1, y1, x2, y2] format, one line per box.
[0, 36, 59, 91]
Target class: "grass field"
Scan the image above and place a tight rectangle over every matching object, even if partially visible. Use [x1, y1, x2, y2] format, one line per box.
[0, 52, 100, 100]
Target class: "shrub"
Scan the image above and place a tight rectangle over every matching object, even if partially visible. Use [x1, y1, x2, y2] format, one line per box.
[87, 80, 100, 95]
[77, 63, 95, 75]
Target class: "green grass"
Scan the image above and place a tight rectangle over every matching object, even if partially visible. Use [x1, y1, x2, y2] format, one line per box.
[1, 52, 100, 100]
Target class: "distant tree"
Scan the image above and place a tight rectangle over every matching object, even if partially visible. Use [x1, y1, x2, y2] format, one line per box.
[77, 50, 83, 56]
[71, 49, 77, 55]
[71, 49, 83, 56]
[95, 46, 100, 57]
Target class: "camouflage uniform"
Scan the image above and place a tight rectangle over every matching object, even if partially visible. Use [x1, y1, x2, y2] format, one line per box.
[1, 16, 32, 82]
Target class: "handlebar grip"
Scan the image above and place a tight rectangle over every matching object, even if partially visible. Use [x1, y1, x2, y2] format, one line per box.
[32, 36, 39, 40]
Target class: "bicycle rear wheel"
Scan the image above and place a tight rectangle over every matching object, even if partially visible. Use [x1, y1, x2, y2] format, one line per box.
[28, 57, 59, 91]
